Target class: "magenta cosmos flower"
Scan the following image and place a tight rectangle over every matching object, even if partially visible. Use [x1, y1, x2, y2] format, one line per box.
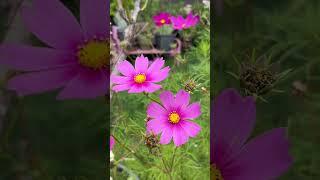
[111, 55, 170, 93]
[153, 12, 172, 27]
[211, 89, 292, 180]
[171, 12, 199, 30]
[0, 0, 109, 99]
[110, 136, 115, 151]
[147, 90, 201, 147]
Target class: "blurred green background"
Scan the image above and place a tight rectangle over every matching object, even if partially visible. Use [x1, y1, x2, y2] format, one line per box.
[214, 0, 320, 179]
[0, 0, 106, 179]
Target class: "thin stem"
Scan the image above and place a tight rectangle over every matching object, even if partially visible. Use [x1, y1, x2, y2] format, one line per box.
[168, 147, 177, 178]
[112, 135, 160, 169]
[143, 92, 163, 107]
[112, 135, 135, 154]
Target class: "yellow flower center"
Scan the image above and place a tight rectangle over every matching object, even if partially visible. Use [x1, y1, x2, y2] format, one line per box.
[77, 40, 109, 69]
[134, 73, 146, 84]
[211, 164, 223, 180]
[160, 19, 166, 24]
[169, 112, 180, 124]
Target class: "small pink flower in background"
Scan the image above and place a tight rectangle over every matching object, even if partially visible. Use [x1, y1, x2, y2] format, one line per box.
[185, 12, 200, 27]
[0, 0, 109, 99]
[111, 55, 170, 93]
[153, 12, 172, 27]
[171, 12, 199, 30]
[147, 90, 201, 147]
[170, 15, 186, 30]
[110, 136, 115, 151]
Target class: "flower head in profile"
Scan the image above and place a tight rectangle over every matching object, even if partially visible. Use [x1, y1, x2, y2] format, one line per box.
[153, 12, 172, 27]
[110, 136, 115, 151]
[171, 12, 199, 30]
[147, 90, 201, 147]
[211, 89, 292, 180]
[111, 55, 170, 93]
[0, 0, 109, 99]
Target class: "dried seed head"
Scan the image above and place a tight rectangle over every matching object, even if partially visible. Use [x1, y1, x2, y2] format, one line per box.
[240, 64, 276, 96]
[145, 133, 160, 156]
[183, 79, 198, 94]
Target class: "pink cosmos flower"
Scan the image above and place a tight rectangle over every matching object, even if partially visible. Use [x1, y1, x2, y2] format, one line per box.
[111, 55, 170, 93]
[153, 12, 172, 27]
[185, 12, 200, 27]
[171, 12, 199, 30]
[110, 136, 115, 151]
[0, 0, 109, 99]
[146, 90, 201, 147]
[211, 89, 293, 179]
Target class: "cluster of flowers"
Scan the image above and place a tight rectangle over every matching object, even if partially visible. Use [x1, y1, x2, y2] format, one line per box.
[0, 0, 292, 179]
[153, 12, 199, 30]
[111, 55, 202, 147]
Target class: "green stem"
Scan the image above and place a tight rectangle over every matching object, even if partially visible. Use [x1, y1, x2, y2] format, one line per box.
[143, 92, 163, 107]
[168, 147, 177, 178]
[112, 135, 155, 168]
[112, 135, 135, 155]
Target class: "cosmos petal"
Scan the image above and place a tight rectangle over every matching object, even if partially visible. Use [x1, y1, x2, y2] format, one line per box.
[223, 128, 293, 180]
[21, 0, 83, 49]
[182, 102, 201, 119]
[128, 84, 144, 93]
[160, 124, 173, 145]
[181, 120, 201, 138]
[212, 89, 256, 166]
[143, 83, 162, 93]
[135, 55, 149, 73]
[111, 74, 131, 84]
[148, 67, 170, 83]
[172, 125, 189, 147]
[147, 118, 167, 134]
[57, 69, 108, 99]
[159, 91, 175, 110]
[7, 66, 78, 96]
[175, 90, 190, 108]
[117, 60, 135, 77]
[147, 102, 167, 118]
[112, 84, 131, 92]
[0, 45, 75, 71]
[80, 0, 109, 38]
[147, 57, 165, 74]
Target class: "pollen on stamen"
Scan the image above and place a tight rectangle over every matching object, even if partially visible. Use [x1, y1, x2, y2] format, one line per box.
[77, 39, 109, 69]
[134, 73, 147, 84]
[169, 112, 180, 124]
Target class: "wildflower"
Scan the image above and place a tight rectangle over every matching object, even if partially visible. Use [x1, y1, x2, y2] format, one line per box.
[153, 12, 172, 27]
[185, 12, 200, 27]
[171, 12, 199, 30]
[111, 56, 170, 93]
[110, 136, 115, 151]
[147, 90, 201, 147]
[0, 0, 109, 99]
[211, 89, 292, 179]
